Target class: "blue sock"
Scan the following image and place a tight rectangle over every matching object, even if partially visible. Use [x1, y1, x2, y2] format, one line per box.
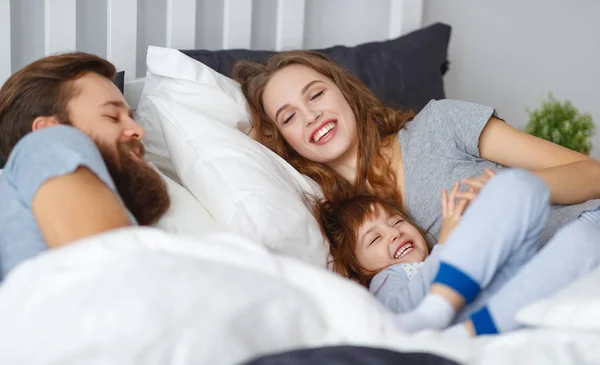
[433, 262, 481, 304]
[470, 306, 499, 335]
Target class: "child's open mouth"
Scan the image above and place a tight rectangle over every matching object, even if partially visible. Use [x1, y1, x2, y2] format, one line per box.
[394, 241, 415, 259]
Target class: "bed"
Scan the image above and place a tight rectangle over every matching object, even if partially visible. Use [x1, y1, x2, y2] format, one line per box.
[1, 1, 600, 364]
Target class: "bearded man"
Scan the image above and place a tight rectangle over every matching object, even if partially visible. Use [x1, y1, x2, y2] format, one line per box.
[0, 53, 171, 281]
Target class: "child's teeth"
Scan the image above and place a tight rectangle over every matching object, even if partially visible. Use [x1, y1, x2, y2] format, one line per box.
[395, 242, 413, 259]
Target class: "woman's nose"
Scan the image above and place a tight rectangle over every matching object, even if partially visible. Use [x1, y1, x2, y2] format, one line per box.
[304, 108, 323, 127]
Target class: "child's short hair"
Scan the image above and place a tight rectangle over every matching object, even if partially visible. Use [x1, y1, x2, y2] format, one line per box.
[314, 194, 426, 287]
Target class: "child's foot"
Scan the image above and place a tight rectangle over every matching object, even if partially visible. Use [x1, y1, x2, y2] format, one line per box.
[394, 294, 456, 333]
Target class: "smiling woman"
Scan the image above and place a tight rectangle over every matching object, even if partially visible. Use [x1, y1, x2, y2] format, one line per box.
[234, 50, 414, 205]
[234, 49, 600, 251]
[263, 64, 360, 171]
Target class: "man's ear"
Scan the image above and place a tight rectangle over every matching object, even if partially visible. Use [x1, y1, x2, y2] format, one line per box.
[32, 116, 60, 131]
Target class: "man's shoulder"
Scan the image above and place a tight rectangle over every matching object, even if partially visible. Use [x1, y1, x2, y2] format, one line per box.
[5, 125, 106, 175]
[2, 125, 114, 207]
[9, 125, 97, 160]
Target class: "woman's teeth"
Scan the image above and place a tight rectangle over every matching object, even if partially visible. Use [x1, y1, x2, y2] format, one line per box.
[394, 242, 414, 259]
[312, 122, 335, 142]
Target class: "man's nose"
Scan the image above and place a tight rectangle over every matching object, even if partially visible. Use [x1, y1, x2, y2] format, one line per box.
[122, 117, 145, 141]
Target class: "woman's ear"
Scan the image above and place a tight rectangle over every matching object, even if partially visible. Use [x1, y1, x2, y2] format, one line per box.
[32, 116, 60, 131]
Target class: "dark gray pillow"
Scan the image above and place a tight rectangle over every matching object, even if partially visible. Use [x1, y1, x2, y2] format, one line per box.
[243, 345, 460, 365]
[181, 22, 451, 113]
[113, 71, 125, 94]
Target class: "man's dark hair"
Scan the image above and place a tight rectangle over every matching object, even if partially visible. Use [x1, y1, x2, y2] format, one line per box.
[0, 52, 116, 161]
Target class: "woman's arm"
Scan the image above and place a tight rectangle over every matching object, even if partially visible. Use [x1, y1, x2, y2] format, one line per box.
[479, 117, 600, 204]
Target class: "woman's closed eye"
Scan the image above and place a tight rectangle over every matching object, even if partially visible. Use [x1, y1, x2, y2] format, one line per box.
[281, 91, 324, 125]
[309, 90, 324, 101]
[282, 112, 295, 125]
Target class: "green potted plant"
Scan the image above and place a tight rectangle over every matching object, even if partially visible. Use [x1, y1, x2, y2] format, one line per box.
[525, 93, 595, 155]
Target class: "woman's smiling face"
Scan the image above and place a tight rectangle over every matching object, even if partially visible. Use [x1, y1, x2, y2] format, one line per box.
[262, 64, 359, 168]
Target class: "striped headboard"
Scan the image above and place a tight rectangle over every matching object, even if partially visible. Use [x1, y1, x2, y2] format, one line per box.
[1, 0, 423, 110]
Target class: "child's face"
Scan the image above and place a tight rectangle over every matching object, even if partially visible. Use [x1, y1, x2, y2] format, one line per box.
[355, 205, 429, 272]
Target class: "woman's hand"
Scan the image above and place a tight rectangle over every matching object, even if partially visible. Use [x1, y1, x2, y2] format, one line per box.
[439, 182, 469, 244]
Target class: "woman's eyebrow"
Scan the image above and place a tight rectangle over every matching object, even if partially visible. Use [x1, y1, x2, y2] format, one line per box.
[301, 80, 325, 94]
[275, 103, 290, 123]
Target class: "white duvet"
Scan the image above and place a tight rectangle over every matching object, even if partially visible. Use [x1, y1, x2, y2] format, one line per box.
[0, 227, 599, 365]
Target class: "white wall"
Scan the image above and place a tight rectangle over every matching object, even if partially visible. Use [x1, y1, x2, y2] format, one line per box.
[250, 0, 277, 50]
[195, 0, 224, 51]
[76, 0, 108, 58]
[424, 0, 600, 159]
[10, 0, 45, 73]
[303, 0, 391, 49]
[137, 0, 167, 77]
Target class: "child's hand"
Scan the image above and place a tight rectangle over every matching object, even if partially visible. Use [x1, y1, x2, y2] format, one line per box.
[456, 168, 496, 202]
[439, 182, 469, 244]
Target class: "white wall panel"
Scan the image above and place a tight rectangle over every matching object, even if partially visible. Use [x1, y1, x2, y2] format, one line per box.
[44, 0, 76, 55]
[107, 0, 138, 80]
[166, 0, 197, 49]
[275, 0, 305, 50]
[222, 0, 253, 49]
[0, 0, 11, 84]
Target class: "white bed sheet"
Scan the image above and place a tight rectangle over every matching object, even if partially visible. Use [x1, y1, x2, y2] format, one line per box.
[0, 227, 598, 365]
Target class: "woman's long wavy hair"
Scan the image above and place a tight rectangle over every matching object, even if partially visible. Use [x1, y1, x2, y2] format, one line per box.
[233, 51, 414, 202]
[314, 194, 427, 287]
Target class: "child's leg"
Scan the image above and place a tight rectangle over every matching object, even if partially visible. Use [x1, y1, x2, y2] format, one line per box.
[395, 169, 550, 332]
[433, 169, 550, 305]
[467, 208, 600, 335]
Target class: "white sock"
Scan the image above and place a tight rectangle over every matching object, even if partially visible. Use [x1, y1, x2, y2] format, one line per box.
[443, 323, 472, 338]
[394, 294, 456, 333]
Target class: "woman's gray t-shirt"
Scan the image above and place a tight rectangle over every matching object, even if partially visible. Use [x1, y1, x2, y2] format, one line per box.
[399, 99, 599, 247]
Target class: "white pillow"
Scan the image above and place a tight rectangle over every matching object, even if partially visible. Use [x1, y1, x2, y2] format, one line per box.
[135, 47, 250, 183]
[516, 266, 600, 331]
[137, 46, 328, 267]
[151, 166, 222, 238]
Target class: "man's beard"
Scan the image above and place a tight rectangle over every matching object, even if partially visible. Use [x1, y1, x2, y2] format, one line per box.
[98, 140, 170, 226]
